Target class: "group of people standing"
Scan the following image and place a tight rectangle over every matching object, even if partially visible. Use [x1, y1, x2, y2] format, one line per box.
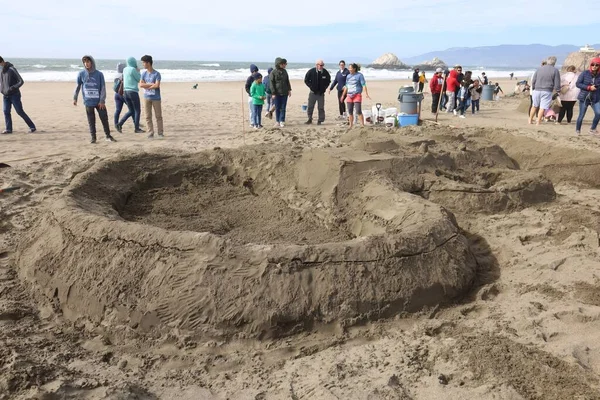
[428, 65, 485, 117]
[245, 58, 370, 129]
[528, 56, 600, 136]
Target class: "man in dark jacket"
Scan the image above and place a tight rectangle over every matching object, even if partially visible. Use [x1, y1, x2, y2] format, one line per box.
[269, 57, 292, 127]
[245, 64, 260, 127]
[328, 60, 349, 119]
[412, 68, 420, 92]
[0, 56, 36, 134]
[304, 59, 331, 124]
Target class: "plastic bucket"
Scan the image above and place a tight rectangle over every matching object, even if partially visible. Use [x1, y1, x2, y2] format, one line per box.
[482, 85, 494, 101]
[363, 110, 373, 124]
[301, 104, 308, 112]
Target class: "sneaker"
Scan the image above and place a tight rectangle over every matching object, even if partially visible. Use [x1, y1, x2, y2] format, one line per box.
[29, 127, 37, 133]
[1, 130, 12, 134]
[134, 128, 145, 133]
[115, 124, 122, 133]
[453, 110, 457, 116]
[317, 121, 322, 125]
[147, 133, 155, 139]
[279, 122, 285, 127]
[459, 115, 466, 119]
[258, 125, 264, 128]
[158, 133, 164, 138]
[304, 119, 312, 125]
[90, 136, 97, 144]
[576, 130, 581, 135]
[105, 135, 117, 142]
[590, 129, 599, 135]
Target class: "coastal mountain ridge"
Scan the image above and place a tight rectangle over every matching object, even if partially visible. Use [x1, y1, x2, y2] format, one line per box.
[402, 44, 600, 68]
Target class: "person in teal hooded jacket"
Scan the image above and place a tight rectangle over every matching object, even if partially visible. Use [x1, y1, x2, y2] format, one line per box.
[73, 55, 116, 143]
[116, 57, 144, 133]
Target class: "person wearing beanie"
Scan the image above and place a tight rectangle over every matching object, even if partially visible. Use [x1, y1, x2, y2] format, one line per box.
[263, 67, 274, 118]
[73, 55, 116, 143]
[245, 63, 260, 127]
[575, 57, 600, 135]
[0, 56, 36, 134]
[269, 57, 292, 127]
[117, 57, 144, 134]
[529, 56, 561, 125]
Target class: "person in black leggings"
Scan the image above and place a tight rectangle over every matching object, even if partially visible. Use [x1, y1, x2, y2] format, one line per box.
[558, 65, 578, 123]
[328, 60, 350, 119]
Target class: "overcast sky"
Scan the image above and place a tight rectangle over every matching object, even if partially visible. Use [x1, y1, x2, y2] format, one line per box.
[2, 0, 600, 61]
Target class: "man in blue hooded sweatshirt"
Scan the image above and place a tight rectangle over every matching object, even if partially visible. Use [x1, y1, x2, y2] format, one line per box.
[245, 64, 260, 126]
[73, 55, 116, 143]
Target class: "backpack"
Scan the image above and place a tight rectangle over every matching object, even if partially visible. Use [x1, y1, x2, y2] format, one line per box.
[113, 77, 123, 95]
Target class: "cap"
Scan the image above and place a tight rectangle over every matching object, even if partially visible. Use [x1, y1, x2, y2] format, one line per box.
[435, 67, 443, 73]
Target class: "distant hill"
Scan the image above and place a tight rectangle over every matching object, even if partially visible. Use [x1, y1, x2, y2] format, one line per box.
[402, 44, 600, 68]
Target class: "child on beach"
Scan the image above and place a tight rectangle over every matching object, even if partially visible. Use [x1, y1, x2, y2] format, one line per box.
[263, 68, 274, 118]
[494, 82, 504, 100]
[470, 80, 482, 114]
[250, 74, 266, 128]
[73, 55, 116, 143]
[140, 55, 163, 138]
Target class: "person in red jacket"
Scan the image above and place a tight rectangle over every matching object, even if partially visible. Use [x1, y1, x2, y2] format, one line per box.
[429, 68, 444, 113]
[445, 69, 459, 114]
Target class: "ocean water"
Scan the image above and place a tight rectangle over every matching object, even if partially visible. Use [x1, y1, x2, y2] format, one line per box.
[10, 58, 535, 82]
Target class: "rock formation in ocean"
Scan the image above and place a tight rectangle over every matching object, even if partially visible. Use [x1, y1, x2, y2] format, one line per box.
[411, 57, 447, 71]
[368, 53, 409, 70]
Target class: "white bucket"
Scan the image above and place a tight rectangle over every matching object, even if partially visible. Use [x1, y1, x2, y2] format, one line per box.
[363, 110, 373, 124]
[385, 116, 396, 127]
[385, 107, 398, 117]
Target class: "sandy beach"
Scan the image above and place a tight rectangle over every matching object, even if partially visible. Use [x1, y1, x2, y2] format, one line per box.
[2, 78, 600, 399]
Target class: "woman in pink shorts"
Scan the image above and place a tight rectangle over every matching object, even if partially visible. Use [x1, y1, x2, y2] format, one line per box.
[341, 63, 371, 128]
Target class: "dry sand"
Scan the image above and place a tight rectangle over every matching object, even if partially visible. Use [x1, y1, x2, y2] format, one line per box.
[1, 78, 600, 399]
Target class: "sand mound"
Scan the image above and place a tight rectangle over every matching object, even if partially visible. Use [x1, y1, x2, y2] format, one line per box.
[16, 135, 556, 340]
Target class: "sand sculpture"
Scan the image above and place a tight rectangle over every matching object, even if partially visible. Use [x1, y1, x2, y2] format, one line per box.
[16, 135, 555, 339]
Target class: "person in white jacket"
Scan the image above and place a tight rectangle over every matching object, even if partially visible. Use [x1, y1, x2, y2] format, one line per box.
[558, 65, 580, 124]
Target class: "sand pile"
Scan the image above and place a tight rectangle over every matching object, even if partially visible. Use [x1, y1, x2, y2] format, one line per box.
[15, 133, 557, 342]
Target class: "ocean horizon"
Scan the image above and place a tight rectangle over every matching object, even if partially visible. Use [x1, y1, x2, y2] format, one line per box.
[7, 58, 536, 83]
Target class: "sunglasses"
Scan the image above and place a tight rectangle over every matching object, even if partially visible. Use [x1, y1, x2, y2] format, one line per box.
[592, 63, 600, 67]
[317, 64, 324, 66]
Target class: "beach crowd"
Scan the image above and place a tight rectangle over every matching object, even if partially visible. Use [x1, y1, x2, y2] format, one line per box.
[1, 54, 600, 142]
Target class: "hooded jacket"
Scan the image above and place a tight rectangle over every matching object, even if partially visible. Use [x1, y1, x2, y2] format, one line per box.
[73, 55, 107, 107]
[269, 58, 292, 96]
[576, 60, 600, 103]
[446, 70, 459, 92]
[304, 66, 331, 95]
[0, 61, 25, 96]
[123, 57, 141, 92]
[245, 64, 259, 95]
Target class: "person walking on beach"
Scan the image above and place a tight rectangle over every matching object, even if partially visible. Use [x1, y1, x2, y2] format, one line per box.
[470, 79, 482, 114]
[575, 57, 600, 135]
[328, 60, 350, 120]
[0, 56, 36, 134]
[73, 55, 116, 143]
[117, 57, 144, 133]
[113, 62, 127, 131]
[269, 57, 292, 128]
[510, 72, 514, 80]
[418, 71, 427, 93]
[528, 56, 560, 125]
[445, 68, 459, 114]
[304, 59, 331, 125]
[263, 67, 273, 118]
[140, 55, 164, 138]
[250, 73, 266, 129]
[412, 68, 420, 92]
[430, 68, 444, 113]
[558, 65, 579, 124]
[245, 64, 260, 127]
[341, 63, 370, 128]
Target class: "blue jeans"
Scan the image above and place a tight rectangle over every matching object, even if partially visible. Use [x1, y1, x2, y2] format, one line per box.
[274, 95, 288, 123]
[471, 99, 480, 113]
[3, 92, 35, 132]
[114, 93, 125, 126]
[576, 100, 600, 131]
[252, 104, 263, 126]
[119, 91, 141, 130]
